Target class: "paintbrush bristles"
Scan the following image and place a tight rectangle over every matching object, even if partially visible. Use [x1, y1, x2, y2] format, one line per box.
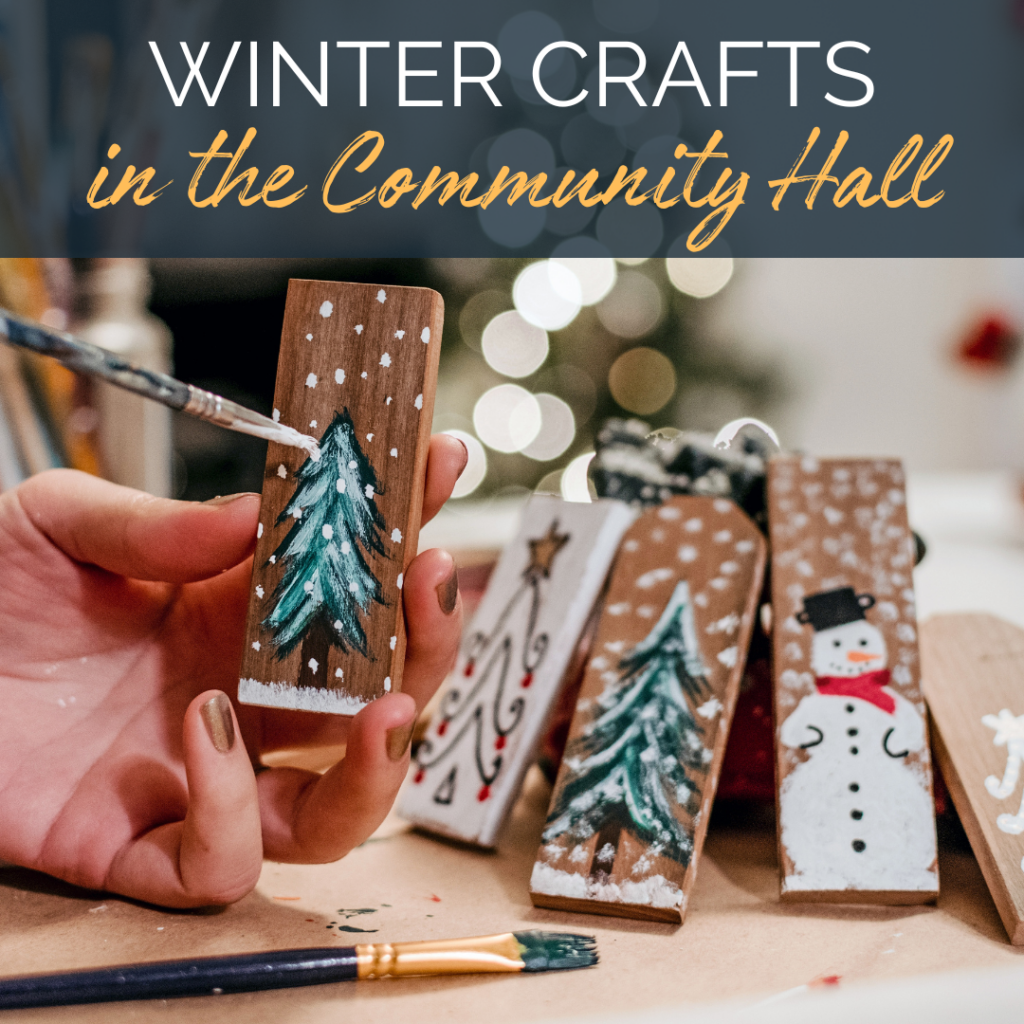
[513, 931, 599, 973]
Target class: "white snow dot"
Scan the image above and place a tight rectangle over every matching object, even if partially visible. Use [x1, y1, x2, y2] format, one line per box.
[305, 333, 313, 340]
[685, 518, 703, 532]
[322, 524, 334, 540]
[384, 676, 392, 691]
[305, 373, 317, 388]
[714, 530, 732, 543]
[381, 352, 392, 366]
[390, 635, 397, 650]
[269, 554, 276, 564]
[277, 464, 287, 478]
[257, 522, 263, 538]
[421, 327, 430, 343]
[348, 460, 357, 469]
[414, 393, 423, 409]
[349, 581, 358, 593]
[255, 585, 264, 598]
[341, 541, 351, 554]
[386, 396, 392, 405]
[336, 478, 347, 493]
[717, 646, 738, 668]
[291, 507, 302, 520]
[394, 330, 404, 340]
[678, 545, 698, 563]
[334, 619, 342, 630]
[736, 539, 755, 554]
[309, 420, 317, 429]
[390, 447, 398, 457]
[366, 433, 374, 442]
[304, 580, 314, 593]
[308, 658, 319, 673]
[354, 324, 363, 334]
[657, 506, 682, 521]
[335, 368, 346, 384]
[391, 528, 403, 542]
[365, 484, 375, 498]
[397, 572, 404, 590]
[319, 301, 333, 318]
[624, 539, 639, 552]
[335, 668, 344, 679]
[251, 640, 261, 651]
[361, 371, 368, 379]
[376, 289, 387, 303]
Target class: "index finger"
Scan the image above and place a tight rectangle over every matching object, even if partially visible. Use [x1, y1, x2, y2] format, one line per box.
[421, 434, 468, 527]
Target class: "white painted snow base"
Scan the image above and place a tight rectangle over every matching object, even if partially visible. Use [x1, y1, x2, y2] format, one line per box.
[530, 862, 685, 911]
[239, 678, 367, 715]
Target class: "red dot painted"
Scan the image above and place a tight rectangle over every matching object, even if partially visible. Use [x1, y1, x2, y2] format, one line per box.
[413, 769, 425, 784]
[477, 785, 491, 802]
[463, 661, 474, 677]
[520, 672, 533, 689]
[495, 735, 506, 750]
[437, 720, 448, 737]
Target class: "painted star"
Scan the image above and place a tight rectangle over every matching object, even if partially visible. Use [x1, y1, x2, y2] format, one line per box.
[526, 520, 570, 578]
[983, 708, 1024, 745]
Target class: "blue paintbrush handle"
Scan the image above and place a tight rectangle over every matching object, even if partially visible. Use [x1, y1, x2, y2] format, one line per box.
[0, 947, 360, 1008]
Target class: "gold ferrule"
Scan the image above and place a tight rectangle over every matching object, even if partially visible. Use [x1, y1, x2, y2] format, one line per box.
[355, 933, 524, 979]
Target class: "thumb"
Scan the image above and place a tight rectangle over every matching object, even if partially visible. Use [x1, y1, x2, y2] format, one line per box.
[14, 469, 259, 582]
[105, 692, 263, 908]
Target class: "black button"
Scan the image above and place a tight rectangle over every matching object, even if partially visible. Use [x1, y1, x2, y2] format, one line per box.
[851, 810, 863, 820]
[849, 783, 859, 792]
[847, 728, 858, 736]
[852, 840, 866, 852]
[845, 704, 855, 713]
[850, 746, 859, 755]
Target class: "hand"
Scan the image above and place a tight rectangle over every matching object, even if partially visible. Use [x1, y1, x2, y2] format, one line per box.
[0, 435, 467, 908]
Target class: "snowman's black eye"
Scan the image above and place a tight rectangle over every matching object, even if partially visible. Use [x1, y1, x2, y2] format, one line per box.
[833, 639, 841, 647]
[859, 638, 868, 646]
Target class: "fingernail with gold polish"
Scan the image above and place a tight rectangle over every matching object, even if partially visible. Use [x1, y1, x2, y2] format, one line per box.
[386, 719, 416, 762]
[436, 565, 459, 615]
[201, 693, 236, 754]
[204, 492, 259, 506]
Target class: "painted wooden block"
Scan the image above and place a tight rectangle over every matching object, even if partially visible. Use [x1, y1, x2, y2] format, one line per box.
[921, 613, 1024, 943]
[768, 456, 938, 903]
[400, 495, 637, 847]
[530, 495, 767, 923]
[238, 280, 443, 715]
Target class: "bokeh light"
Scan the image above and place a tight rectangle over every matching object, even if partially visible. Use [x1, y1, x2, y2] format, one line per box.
[522, 394, 576, 461]
[473, 384, 542, 453]
[561, 452, 595, 502]
[459, 289, 510, 351]
[666, 257, 734, 298]
[513, 260, 582, 330]
[608, 346, 677, 414]
[481, 311, 549, 378]
[596, 269, 664, 337]
[444, 430, 487, 499]
[552, 255, 616, 305]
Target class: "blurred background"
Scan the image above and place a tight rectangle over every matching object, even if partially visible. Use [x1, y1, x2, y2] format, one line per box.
[0, 256, 1022, 511]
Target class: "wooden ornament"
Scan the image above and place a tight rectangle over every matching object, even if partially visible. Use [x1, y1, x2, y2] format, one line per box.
[238, 280, 443, 715]
[768, 456, 938, 903]
[529, 496, 767, 923]
[400, 495, 637, 847]
[921, 613, 1024, 943]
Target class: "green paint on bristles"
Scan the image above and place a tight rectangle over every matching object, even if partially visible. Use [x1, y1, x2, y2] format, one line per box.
[513, 931, 598, 973]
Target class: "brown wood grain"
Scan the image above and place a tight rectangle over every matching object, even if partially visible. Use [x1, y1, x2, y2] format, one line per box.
[238, 280, 443, 715]
[529, 495, 767, 923]
[768, 456, 938, 904]
[921, 613, 1024, 943]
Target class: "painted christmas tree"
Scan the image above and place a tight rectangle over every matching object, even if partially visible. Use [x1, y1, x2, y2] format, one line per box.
[543, 581, 710, 872]
[263, 409, 387, 690]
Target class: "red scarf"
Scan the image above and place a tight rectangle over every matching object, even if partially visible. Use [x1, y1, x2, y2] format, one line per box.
[814, 669, 894, 714]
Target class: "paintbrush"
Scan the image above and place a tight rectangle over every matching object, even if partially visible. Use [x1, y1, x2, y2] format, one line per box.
[0, 930, 597, 1009]
[0, 306, 320, 458]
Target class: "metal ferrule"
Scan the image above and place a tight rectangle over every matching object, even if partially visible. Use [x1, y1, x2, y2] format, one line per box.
[183, 385, 234, 428]
[355, 934, 524, 979]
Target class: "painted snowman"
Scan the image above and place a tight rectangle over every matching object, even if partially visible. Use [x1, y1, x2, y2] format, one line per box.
[780, 587, 936, 892]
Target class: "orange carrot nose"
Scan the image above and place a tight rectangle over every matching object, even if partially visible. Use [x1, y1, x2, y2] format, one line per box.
[847, 650, 880, 663]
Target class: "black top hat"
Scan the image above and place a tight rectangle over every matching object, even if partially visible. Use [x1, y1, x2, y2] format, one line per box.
[796, 586, 876, 632]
